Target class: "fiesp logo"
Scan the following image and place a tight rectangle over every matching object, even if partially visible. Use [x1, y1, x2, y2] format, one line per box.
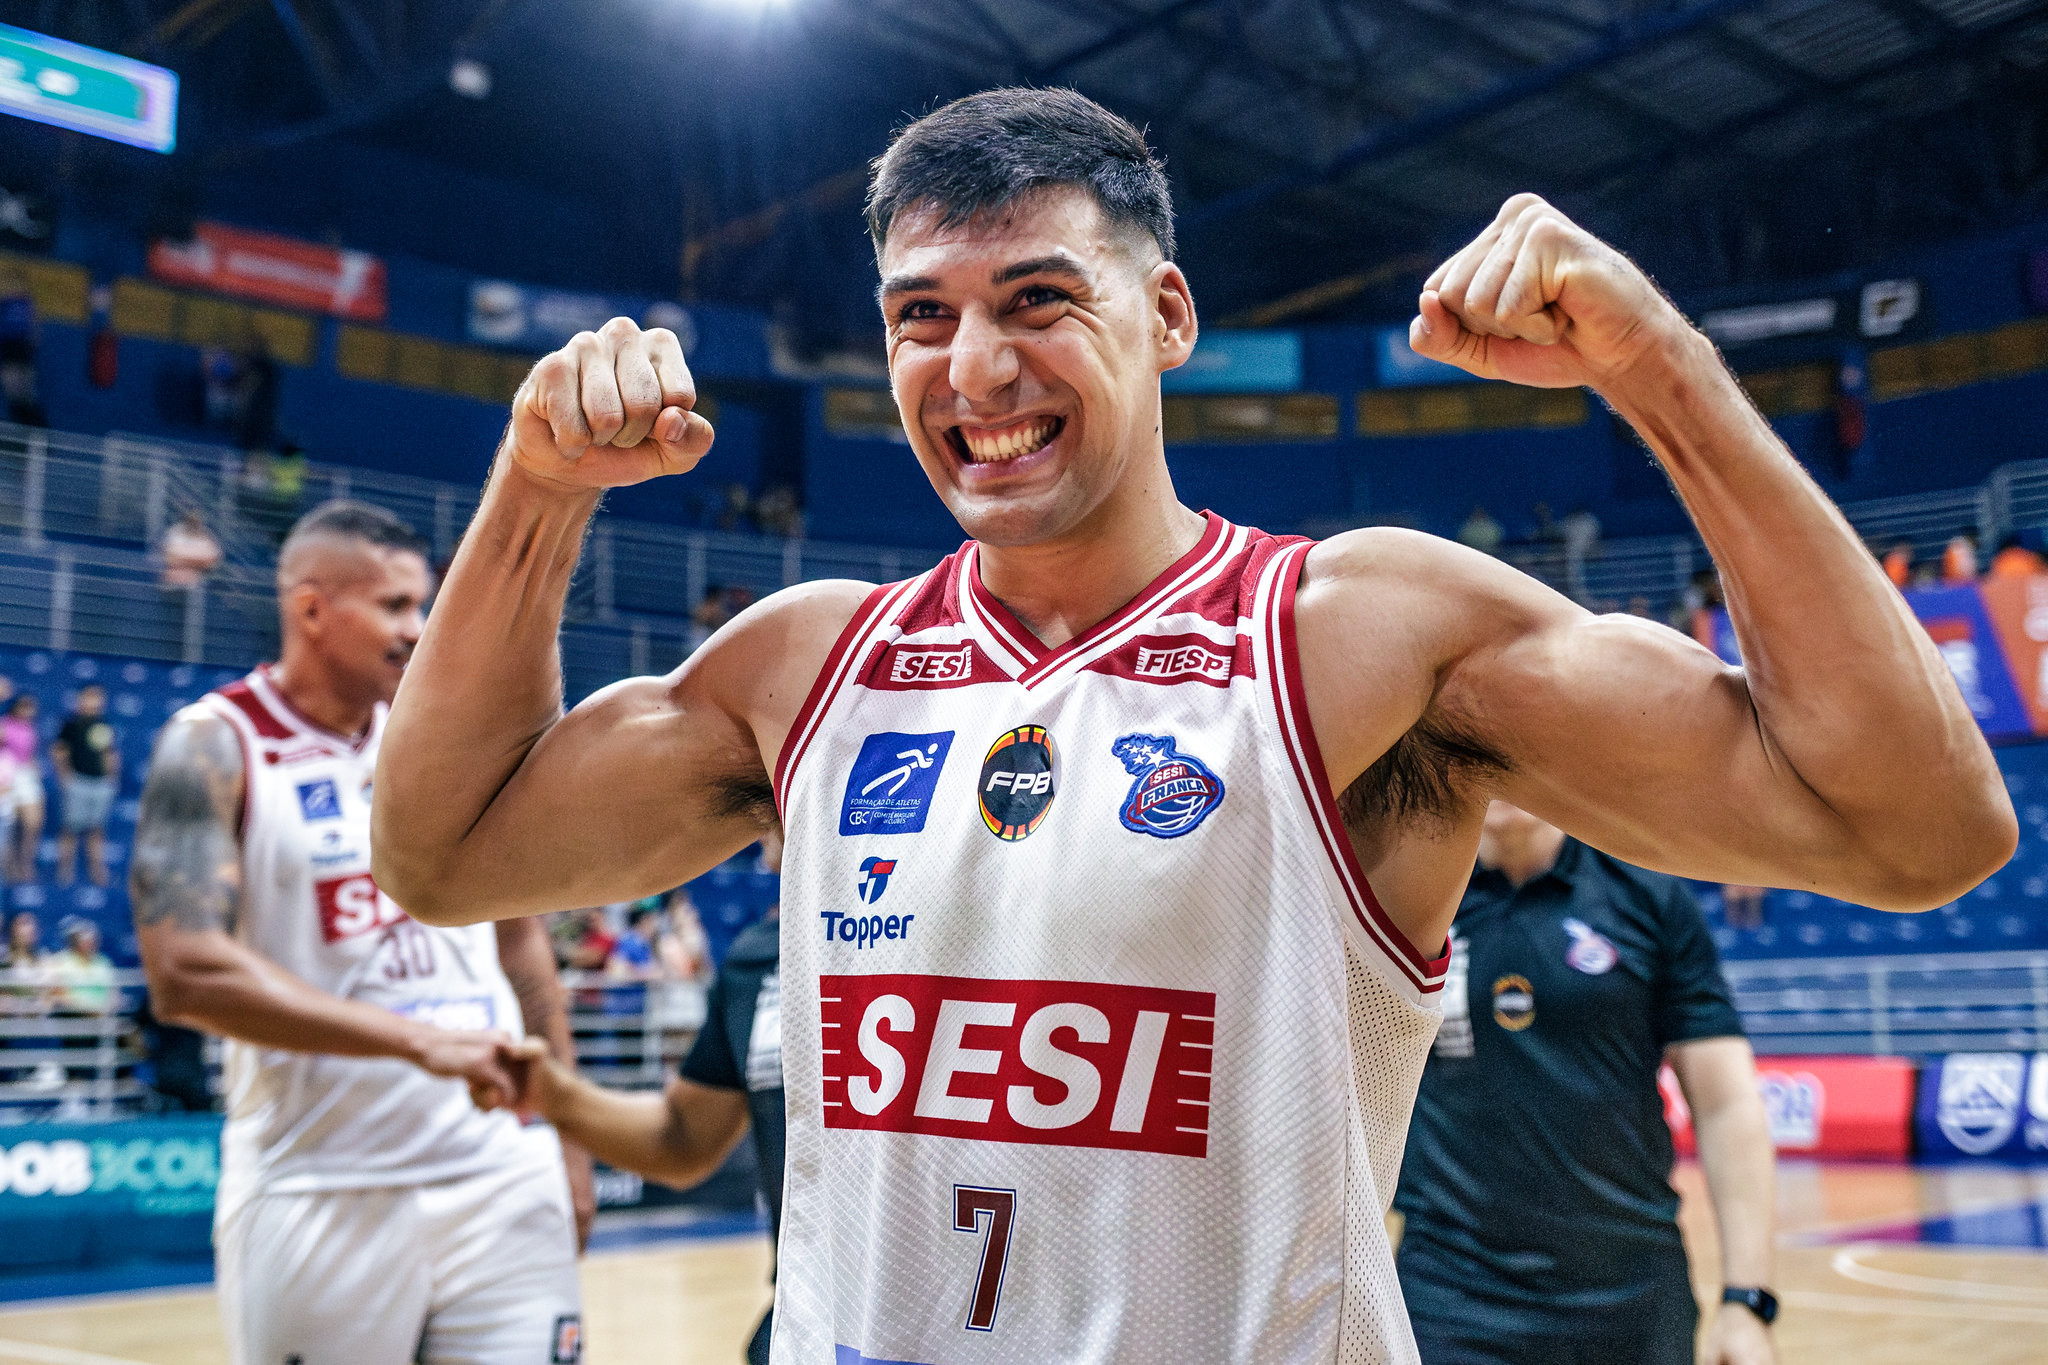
[820, 973, 1215, 1158]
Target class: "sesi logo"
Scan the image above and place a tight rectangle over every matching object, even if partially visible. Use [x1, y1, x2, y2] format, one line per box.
[888, 642, 976, 685]
[819, 973, 1214, 1158]
[315, 873, 408, 943]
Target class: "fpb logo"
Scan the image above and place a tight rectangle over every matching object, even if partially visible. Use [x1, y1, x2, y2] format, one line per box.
[978, 726, 1057, 841]
[858, 857, 898, 904]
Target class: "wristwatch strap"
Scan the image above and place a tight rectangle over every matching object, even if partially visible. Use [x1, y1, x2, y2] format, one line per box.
[1722, 1286, 1779, 1324]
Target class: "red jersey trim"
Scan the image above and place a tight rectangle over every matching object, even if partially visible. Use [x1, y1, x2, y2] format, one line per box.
[214, 677, 294, 741]
[773, 578, 920, 821]
[1263, 542, 1448, 994]
[960, 512, 1236, 690]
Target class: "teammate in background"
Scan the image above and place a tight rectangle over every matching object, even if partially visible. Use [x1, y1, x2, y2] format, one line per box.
[131, 501, 593, 1365]
[490, 903, 786, 1365]
[376, 89, 2013, 1363]
[1394, 801, 1776, 1365]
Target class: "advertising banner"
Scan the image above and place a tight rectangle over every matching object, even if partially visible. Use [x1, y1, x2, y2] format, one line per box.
[1703, 577, 2048, 742]
[1663, 1055, 1916, 1159]
[465, 280, 770, 380]
[149, 221, 388, 321]
[0, 21, 177, 153]
[1373, 323, 1485, 388]
[1160, 330, 1302, 394]
[1915, 1052, 2048, 1162]
[1693, 278, 1926, 348]
[0, 1114, 219, 1270]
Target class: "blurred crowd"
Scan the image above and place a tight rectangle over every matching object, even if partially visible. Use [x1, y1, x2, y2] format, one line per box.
[0, 675, 120, 893]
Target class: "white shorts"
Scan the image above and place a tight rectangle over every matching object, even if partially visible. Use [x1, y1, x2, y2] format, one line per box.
[217, 1126, 583, 1365]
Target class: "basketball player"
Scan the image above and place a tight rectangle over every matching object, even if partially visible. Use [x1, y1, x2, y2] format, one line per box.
[130, 501, 592, 1365]
[376, 89, 2016, 1363]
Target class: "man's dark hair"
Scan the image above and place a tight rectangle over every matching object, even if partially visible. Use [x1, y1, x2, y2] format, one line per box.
[281, 499, 429, 561]
[867, 87, 1174, 261]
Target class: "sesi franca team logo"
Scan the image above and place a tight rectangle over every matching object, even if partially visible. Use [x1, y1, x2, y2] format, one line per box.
[978, 725, 1057, 841]
[1111, 734, 1226, 838]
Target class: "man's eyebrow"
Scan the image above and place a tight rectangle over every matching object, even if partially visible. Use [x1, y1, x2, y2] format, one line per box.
[993, 254, 1091, 286]
[877, 274, 939, 302]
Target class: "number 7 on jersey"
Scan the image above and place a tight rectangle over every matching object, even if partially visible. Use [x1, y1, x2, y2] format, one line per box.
[952, 1185, 1016, 1332]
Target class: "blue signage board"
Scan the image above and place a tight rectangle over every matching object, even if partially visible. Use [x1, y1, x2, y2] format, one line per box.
[467, 281, 770, 380]
[0, 23, 177, 152]
[0, 1115, 219, 1270]
[1161, 330, 1302, 394]
[1914, 1053, 2048, 1162]
[1372, 323, 1485, 388]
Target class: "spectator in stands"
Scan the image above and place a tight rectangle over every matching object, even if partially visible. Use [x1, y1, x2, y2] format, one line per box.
[202, 345, 246, 433]
[49, 917, 115, 1015]
[0, 265, 42, 427]
[722, 584, 757, 619]
[557, 905, 617, 973]
[158, 509, 224, 590]
[0, 910, 48, 1015]
[1683, 570, 1725, 647]
[1560, 505, 1602, 602]
[1907, 559, 1939, 590]
[607, 902, 663, 981]
[1529, 500, 1560, 543]
[753, 483, 806, 539]
[50, 684, 118, 887]
[1625, 595, 1654, 620]
[1456, 505, 1504, 556]
[1721, 883, 1767, 931]
[2, 692, 43, 883]
[714, 481, 753, 532]
[1394, 801, 1778, 1365]
[1943, 532, 1980, 584]
[658, 892, 713, 986]
[1990, 535, 2045, 579]
[1881, 538, 1915, 589]
[236, 335, 282, 453]
[691, 584, 733, 649]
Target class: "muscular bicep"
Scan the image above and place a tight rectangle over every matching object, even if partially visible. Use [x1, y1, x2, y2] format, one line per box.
[130, 712, 245, 937]
[398, 579, 867, 923]
[1448, 579, 1850, 889]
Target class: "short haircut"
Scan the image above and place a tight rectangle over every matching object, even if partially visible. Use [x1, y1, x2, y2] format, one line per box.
[867, 87, 1174, 262]
[280, 500, 429, 564]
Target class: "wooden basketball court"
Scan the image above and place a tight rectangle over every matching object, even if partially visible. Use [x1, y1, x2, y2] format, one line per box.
[0, 1161, 2040, 1364]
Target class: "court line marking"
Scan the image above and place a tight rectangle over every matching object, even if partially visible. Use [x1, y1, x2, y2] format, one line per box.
[1832, 1244, 2048, 1304]
[0, 1341, 157, 1365]
[1787, 1289, 2048, 1325]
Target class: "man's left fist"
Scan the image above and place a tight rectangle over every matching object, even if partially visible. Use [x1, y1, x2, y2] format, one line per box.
[1409, 193, 1691, 391]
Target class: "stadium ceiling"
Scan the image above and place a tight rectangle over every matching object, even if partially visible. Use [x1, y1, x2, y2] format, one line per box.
[11, 0, 2048, 339]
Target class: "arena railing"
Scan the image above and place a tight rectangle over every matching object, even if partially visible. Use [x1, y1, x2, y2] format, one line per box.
[0, 972, 150, 1121]
[1722, 949, 2048, 1056]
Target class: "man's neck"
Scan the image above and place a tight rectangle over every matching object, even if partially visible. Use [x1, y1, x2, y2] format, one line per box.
[268, 652, 376, 739]
[1481, 829, 1568, 888]
[976, 492, 1208, 651]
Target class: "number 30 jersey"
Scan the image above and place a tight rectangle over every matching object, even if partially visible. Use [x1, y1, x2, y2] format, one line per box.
[194, 667, 528, 1228]
[773, 515, 1450, 1364]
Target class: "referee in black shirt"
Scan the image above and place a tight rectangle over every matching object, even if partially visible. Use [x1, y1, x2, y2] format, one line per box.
[497, 909, 786, 1364]
[1394, 802, 1779, 1365]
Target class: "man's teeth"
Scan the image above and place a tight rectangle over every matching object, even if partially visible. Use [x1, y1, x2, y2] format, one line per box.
[960, 418, 1057, 463]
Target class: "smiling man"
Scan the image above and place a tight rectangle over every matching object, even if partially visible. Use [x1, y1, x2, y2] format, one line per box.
[131, 501, 592, 1365]
[376, 89, 2015, 1363]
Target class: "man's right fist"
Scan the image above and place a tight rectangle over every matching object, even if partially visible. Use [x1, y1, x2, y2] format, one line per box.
[508, 317, 715, 491]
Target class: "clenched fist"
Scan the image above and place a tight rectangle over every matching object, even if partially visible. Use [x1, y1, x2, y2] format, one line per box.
[1410, 193, 1693, 392]
[508, 317, 715, 491]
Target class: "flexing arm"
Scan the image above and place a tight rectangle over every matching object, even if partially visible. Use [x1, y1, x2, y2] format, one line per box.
[1302, 196, 2013, 951]
[130, 712, 516, 1097]
[1670, 1036, 1778, 1365]
[491, 1037, 751, 1190]
[496, 916, 597, 1249]
[375, 320, 858, 925]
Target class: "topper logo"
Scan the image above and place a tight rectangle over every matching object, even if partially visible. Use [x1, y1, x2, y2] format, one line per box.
[819, 974, 1214, 1157]
[889, 642, 975, 684]
[1134, 644, 1232, 681]
[315, 873, 407, 943]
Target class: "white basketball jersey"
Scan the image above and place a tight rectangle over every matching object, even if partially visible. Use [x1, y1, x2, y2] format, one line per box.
[195, 667, 528, 1226]
[773, 515, 1449, 1364]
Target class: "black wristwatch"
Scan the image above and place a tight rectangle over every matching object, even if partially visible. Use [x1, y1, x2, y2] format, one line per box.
[1722, 1286, 1779, 1325]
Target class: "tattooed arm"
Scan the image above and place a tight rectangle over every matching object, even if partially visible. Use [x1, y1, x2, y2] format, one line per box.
[130, 711, 516, 1097]
[496, 916, 597, 1248]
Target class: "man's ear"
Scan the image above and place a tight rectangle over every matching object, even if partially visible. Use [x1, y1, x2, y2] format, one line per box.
[285, 582, 323, 639]
[1151, 261, 1198, 374]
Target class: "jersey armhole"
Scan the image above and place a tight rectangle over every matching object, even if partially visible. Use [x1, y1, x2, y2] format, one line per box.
[771, 581, 909, 823]
[1262, 540, 1451, 997]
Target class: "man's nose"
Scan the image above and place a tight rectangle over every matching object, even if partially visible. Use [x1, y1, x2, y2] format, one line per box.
[948, 306, 1019, 402]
